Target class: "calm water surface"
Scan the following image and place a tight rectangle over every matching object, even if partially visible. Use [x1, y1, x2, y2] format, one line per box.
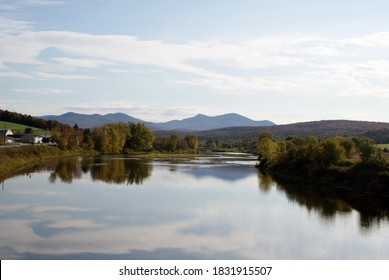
[1, 154, 389, 259]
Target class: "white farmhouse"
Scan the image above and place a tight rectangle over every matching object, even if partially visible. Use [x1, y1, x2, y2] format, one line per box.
[0, 129, 14, 144]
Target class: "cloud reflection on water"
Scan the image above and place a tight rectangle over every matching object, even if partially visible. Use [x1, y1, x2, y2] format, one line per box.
[1, 156, 389, 259]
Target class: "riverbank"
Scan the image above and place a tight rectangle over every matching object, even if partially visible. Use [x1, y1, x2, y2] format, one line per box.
[257, 160, 389, 196]
[0, 145, 88, 182]
[0, 146, 215, 182]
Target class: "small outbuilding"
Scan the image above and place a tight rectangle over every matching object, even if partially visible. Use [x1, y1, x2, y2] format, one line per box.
[21, 134, 43, 144]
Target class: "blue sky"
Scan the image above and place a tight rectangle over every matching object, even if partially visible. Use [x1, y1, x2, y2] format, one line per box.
[1, 0, 389, 124]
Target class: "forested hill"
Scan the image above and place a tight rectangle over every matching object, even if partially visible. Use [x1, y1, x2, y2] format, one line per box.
[3, 108, 389, 143]
[195, 120, 389, 143]
[0, 109, 61, 130]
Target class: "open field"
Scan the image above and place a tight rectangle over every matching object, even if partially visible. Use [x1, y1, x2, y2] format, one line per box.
[0, 121, 50, 135]
[377, 144, 389, 149]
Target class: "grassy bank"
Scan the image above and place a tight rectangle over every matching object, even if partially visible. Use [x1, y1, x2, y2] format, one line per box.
[0, 145, 85, 182]
[377, 143, 389, 149]
[0, 146, 213, 181]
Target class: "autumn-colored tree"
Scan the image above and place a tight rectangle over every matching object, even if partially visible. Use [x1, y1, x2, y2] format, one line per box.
[358, 138, 376, 162]
[125, 123, 155, 152]
[184, 134, 199, 153]
[92, 123, 130, 154]
[257, 132, 279, 167]
[318, 138, 345, 166]
[51, 124, 75, 150]
[166, 134, 179, 152]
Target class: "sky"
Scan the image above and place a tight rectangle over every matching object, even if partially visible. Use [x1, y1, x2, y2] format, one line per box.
[1, 0, 389, 124]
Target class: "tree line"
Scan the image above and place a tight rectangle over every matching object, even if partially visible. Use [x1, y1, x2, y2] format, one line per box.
[0, 109, 60, 130]
[256, 132, 385, 169]
[51, 121, 205, 154]
[256, 131, 389, 194]
[0, 108, 256, 153]
[52, 120, 260, 154]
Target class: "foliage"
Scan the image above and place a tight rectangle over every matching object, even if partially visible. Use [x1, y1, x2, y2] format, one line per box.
[89, 122, 155, 154]
[363, 129, 389, 144]
[51, 123, 85, 150]
[0, 109, 60, 130]
[24, 127, 33, 134]
[125, 123, 155, 152]
[92, 122, 130, 154]
[358, 138, 377, 163]
[153, 134, 181, 152]
[318, 138, 345, 166]
[196, 120, 389, 143]
[256, 134, 389, 194]
[82, 129, 95, 151]
[256, 132, 279, 168]
[258, 135, 361, 169]
[154, 134, 204, 154]
[184, 134, 199, 153]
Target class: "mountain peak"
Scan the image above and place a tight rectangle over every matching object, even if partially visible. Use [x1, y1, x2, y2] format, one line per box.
[39, 112, 275, 130]
[158, 113, 274, 131]
[192, 113, 209, 119]
[40, 112, 143, 128]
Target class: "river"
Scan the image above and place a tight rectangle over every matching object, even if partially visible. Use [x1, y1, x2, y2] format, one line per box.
[1, 154, 388, 259]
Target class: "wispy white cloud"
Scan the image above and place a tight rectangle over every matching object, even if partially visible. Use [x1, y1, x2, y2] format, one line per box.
[0, 16, 32, 34]
[0, 98, 32, 103]
[1, 0, 64, 9]
[34, 71, 101, 80]
[2, 29, 389, 96]
[341, 32, 389, 48]
[22, 0, 64, 6]
[0, 0, 64, 34]
[107, 68, 162, 74]
[13, 87, 72, 95]
[51, 57, 116, 69]
[2, 0, 389, 101]
[0, 70, 32, 79]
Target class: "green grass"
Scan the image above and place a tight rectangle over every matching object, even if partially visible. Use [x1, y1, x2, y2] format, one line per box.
[0, 121, 50, 135]
[0, 145, 83, 181]
[377, 144, 389, 149]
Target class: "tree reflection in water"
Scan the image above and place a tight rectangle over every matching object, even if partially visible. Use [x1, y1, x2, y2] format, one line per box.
[49, 157, 83, 184]
[49, 157, 152, 186]
[257, 171, 274, 192]
[257, 170, 389, 231]
[87, 158, 152, 185]
[43, 157, 389, 231]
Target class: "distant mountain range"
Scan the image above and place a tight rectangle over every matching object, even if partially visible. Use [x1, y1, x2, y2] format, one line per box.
[40, 112, 144, 128]
[154, 113, 274, 131]
[39, 112, 275, 131]
[3, 108, 389, 143]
